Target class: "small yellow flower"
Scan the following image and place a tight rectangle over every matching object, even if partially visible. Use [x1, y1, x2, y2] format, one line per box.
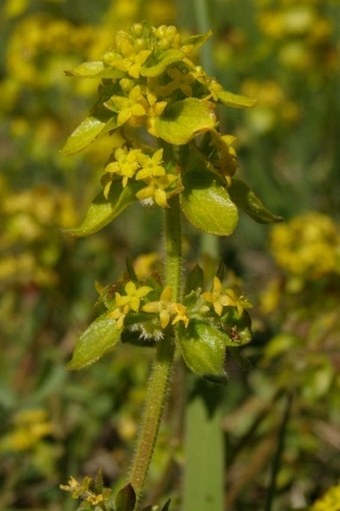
[143, 286, 173, 328]
[108, 281, 152, 329]
[142, 286, 189, 329]
[115, 280, 152, 312]
[135, 149, 166, 180]
[136, 174, 178, 208]
[201, 277, 251, 316]
[201, 277, 234, 315]
[60, 476, 80, 493]
[86, 493, 104, 505]
[104, 47, 151, 79]
[171, 302, 189, 328]
[104, 147, 142, 191]
[108, 307, 127, 330]
[105, 85, 148, 127]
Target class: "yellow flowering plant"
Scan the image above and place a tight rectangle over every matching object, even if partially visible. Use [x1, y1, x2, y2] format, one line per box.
[61, 22, 281, 511]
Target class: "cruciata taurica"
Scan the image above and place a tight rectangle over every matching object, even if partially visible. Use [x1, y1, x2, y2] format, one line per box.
[61, 22, 282, 511]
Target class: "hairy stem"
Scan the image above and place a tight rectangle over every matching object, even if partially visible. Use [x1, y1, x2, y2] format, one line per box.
[130, 195, 182, 509]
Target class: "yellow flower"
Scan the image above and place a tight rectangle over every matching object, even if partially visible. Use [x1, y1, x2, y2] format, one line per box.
[86, 493, 104, 505]
[104, 147, 142, 191]
[269, 212, 340, 279]
[104, 47, 151, 79]
[60, 474, 112, 505]
[105, 85, 148, 127]
[142, 286, 189, 329]
[135, 149, 166, 180]
[142, 286, 173, 328]
[108, 307, 127, 330]
[108, 280, 152, 329]
[60, 476, 80, 493]
[201, 277, 236, 316]
[201, 277, 251, 316]
[171, 302, 189, 328]
[115, 280, 152, 312]
[136, 174, 178, 208]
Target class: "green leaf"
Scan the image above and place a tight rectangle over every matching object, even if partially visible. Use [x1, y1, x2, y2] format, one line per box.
[64, 181, 139, 237]
[153, 98, 216, 145]
[178, 321, 228, 383]
[181, 168, 238, 236]
[218, 90, 257, 108]
[62, 115, 116, 155]
[182, 31, 212, 51]
[161, 500, 171, 511]
[115, 484, 136, 511]
[65, 61, 125, 79]
[229, 178, 283, 224]
[67, 313, 120, 370]
[141, 49, 184, 77]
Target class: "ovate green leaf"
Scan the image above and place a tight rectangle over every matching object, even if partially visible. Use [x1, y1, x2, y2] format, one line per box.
[115, 484, 136, 511]
[141, 49, 184, 77]
[229, 178, 283, 224]
[67, 314, 120, 370]
[65, 61, 125, 79]
[182, 31, 212, 51]
[218, 90, 257, 108]
[178, 321, 228, 384]
[153, 98, 216, 145]
[181, 169, 238, 236]
[64, 181, 139, 237]
[62, 116, 116, 155]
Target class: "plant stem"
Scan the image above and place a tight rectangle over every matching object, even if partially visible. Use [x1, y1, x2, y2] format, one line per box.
[130, 195, 182, 509]
[164, 194, 182, 299]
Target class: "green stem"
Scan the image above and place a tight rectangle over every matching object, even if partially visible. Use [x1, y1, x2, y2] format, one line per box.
[130, 196, 182, 509]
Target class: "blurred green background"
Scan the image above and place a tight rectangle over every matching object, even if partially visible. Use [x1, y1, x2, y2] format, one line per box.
[0, 1, 339, 510]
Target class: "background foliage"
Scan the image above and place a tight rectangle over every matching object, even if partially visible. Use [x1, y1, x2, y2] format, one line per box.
[0, 0, 339, 510]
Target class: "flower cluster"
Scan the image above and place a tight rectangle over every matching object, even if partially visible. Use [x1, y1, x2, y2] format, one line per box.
[0, 181, 77, 287]
[60, 475, 112, 510]
[255, 0, 337, 73]
[102, 278, 189, 335]
[63, 22, 256, 211]
[67, 262, 253, 374]
[102, 147, 179, 207]
[0, 409, 53, 452]
[201, 276, 252, 317]
[63, 24, 274, 379]
[269, 212, 340, 279]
